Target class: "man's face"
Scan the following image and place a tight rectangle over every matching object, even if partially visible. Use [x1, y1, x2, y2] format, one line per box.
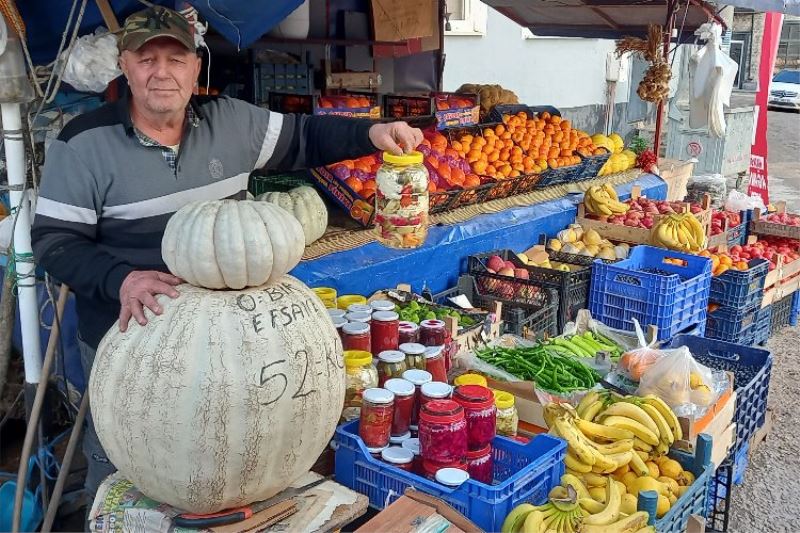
[119, 38, 201, 115]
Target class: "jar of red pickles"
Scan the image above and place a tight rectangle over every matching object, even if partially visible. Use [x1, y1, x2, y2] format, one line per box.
[370, 300, 396, 312]
[420, 319, 447, 346]
[398, 322, 420, 345]
[421, 458, 468, 481]
[346, 311, 372, 324]
[342, 322, 371, 352]
[453, 385, 496, 451]
[400, 342, 426, 371]
[402, 369, 432, 431]
[418, 399, 467, 464]
[377, 351, 407, 386]
[424, 346, 448, 383]
[420, 382, 453, 412]
[465, 445, 494, 484]
[381, 447, 414, 472]
[384, 378, 415, 437]
[359, 388, 394, 449]
[371, 311, 400, 354]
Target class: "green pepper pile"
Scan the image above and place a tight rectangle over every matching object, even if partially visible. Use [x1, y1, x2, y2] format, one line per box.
[544, 331, 623, 360]
[398, 301, 477, 328]
[475, 344, 600, 393]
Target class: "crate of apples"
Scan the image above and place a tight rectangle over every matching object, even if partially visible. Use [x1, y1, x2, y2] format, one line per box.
[710, 210, 743, 236]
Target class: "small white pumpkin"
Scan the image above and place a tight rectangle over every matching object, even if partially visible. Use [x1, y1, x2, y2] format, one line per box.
[161, 200, 305, 290]
[257, 186, 328, 245]
[89, 276, 346, 513]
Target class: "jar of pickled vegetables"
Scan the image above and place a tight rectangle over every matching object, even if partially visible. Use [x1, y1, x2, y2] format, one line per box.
[453, 385, 496, 451]
[418, 399, 468, 464]
[454, 373, 488, 388]
[328, 308, 347, 320]
[371, 311, 400, 354]
[348, 304, 373, 314]
[493, 390, 519, 437]
[399, 342, 426, 371]
[424, 346, 448, 383]
[465, 445, 494, 484]
[375, 151, 429, 249]
[381, 447, 415, 472]
[332, 316, 347, 343]
[370, 300, 396, 312]
[377, 351, 408, 386]
[420, 381, 453, 409]
[398, 321, 420, 344]
[342, 322, 371, 352]
[402, 437, 422, 474]
[402, 369, 432, 431]
[384, 378, 415, 437]
[342, 351, 379, 422]
[419, 319, 447, 346]
[360, 388, 395, 449]
[435, 467, 470, 488]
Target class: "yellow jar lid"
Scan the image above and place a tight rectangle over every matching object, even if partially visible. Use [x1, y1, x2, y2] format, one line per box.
[313, 287, 337, 296]
[337, 294, 367, 310]
[454, 373, 488, 388]
[383, 151, 423, 166]
[493, 390, 515, 409]
[344, 350, 373, 368]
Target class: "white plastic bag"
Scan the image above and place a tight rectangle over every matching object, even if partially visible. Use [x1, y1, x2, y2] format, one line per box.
[636, 346, 716, 417]
[62, 29, 121, 93]
[725, 189, 767, 213]
[689, 23, 739, 138]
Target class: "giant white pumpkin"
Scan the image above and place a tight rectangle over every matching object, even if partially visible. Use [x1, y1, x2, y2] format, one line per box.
[257, 186, 328, 246]
[89, 275, 345, 513]
[161, 200, 305, 290]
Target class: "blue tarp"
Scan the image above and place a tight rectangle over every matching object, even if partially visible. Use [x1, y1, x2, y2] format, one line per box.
[19, 0, 304, 64]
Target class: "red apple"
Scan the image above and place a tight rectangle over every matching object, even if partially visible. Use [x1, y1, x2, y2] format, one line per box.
[642, 217, 654, 229]
[498, 267, 515, 277]
[504, 260, 516, 271]
[487, 255, 505, 272]
[514, 268, 530, 280]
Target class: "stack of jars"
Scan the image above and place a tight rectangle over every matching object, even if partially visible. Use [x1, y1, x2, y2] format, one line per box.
[335, 300, 402, 357]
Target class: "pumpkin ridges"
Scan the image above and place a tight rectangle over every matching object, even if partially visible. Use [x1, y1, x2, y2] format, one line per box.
[258, 186, 328, 245]
[250, 202, 302, 283]
[238, 201, 273, 287]
[214, 200, 249, 289]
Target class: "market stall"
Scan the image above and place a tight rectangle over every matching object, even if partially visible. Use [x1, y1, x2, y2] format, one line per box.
[1, 1, 797, 532]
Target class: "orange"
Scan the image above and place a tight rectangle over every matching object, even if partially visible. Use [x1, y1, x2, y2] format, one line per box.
[548, 147, 560, 159]
[560, 119, 571, 130]
[467, 149, 481, 162]
[483, 128, 496, 138]
[719, 255, 733, 266]
[540, 111, 551, 120]
[699, 250, 712, 257]
[451, 141, 463, 152]
[735, 261, 749, 270]
[548, 158, 559, 169]
[486, 164, 497, 175]
[472, 160, 488, 174]
[495, 124, 506, 136]
[509, 170, 521, 178]
[500, 149, 511, 161]
[488, 150, 500, 163]
[450, 167, 465, 185]
[438, 164, 451, 181]
[551, 115, 562, 125]
[716, 264, 730, 276]
[554, 132, 564, 143]
[345, 176, 363, 193]
[464, 174, 481, 188]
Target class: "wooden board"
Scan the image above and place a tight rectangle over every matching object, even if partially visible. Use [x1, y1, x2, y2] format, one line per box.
[272, 473, 370, 533]
[674, 377, 735, 449]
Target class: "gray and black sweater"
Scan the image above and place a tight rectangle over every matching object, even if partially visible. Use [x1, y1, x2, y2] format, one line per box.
[32, 92, 377, 348]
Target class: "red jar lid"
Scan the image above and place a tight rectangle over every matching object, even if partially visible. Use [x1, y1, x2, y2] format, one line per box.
[420, 319, 446, 329]
[419, 399, 464, 424]
[465, 444, 492, 460]
[454, 385, 495, 410]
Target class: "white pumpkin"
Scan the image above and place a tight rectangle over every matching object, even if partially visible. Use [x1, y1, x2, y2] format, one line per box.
[89, 275, 345, 513]
[161, 200, 305, 290]
[257, 186, 328, 246]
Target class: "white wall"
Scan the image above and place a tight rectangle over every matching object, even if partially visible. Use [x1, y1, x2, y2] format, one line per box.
[443, 8, 630, 109]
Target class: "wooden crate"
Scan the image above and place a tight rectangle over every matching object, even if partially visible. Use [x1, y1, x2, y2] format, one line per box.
[575, 186, 712, 246]
[673, 385, 736, 464]
[750, 201, 800, 240]
[658, 158, 694, 202]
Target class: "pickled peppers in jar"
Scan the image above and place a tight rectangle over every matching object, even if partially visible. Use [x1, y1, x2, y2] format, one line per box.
[375, 151, 429, 249]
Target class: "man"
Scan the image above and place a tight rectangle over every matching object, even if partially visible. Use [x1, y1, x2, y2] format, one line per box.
[31, 5, 422, 503]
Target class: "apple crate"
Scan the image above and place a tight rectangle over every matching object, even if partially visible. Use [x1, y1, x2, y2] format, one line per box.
[749, 201, 800, 240]
[707, 210, 749, 250]
[468, 249, 587, 332]
[575, 186, 712, 247]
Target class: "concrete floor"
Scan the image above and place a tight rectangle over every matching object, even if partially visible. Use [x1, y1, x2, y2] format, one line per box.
[763, 109, 800, 212]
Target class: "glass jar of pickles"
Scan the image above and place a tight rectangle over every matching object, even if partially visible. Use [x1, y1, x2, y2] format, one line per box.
[376, 350, 408, 386]
[375, 151, 429, 249]
[399, 342, 427, 371]
[313, 287, 337, 308]
[342, 351, 379, 422]
[493, 390, 519, 437]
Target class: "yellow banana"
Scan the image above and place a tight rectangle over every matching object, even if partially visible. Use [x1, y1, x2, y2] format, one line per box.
[599, 403, 660, 438]
[521, 510, 544, 533]
[561, 473, 591, 500]
[629, 449, 649, 476]
[635, 450, 650, 463]
[582, 472, 609, 487]
[577, 391, 602, 416]
[581, 401, 606, 423]
[580, 512, 650, 533]
[602, 183, 619, 202]
[684, 212, 706, 247]
[642, 395, 682, 441]
[634, 527, 656, 533]
[640, 402, 674, 446]
[602, 416, 660, 446]
[583, 475, 621, 526]
[501, 503, 537, 533]
[590, 450, 619, 473]
[633, 438, 653, 452]
[576, 418, 635, 442]
[587, 438, 634, 455]
[655, 440, 670, 456]
[555, 417, 597, 466]
[565, 451, 593, 473]
[579, 497, 606, 514]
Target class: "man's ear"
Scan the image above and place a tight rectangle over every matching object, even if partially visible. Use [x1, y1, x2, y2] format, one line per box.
[118, 51, 129, 77]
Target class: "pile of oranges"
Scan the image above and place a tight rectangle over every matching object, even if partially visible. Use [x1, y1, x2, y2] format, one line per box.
[697, 250, 749, 277]
[450, 111, 604, 181]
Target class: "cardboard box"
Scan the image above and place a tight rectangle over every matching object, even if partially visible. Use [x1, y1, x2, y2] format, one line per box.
[356, 490, 481, 533]
[315, 93, 381, 119]
[485, 377, 548, 430]
[307, 166, 375, 227]
[674, 373, 734, 448]
[432, 92, 480, 130]
[673, 389, 736, 466]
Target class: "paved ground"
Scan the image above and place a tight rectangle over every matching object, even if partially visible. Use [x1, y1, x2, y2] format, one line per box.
[728, 108, 800, 533]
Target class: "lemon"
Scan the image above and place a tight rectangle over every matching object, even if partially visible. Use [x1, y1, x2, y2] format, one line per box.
[657, 494, 671, 517]
[646, 461, 661, 478]
[620, 493, 638, 515]
[589, 486, 607, 503]
[658, 476, 680, 495]
[660, 459, 683, 481]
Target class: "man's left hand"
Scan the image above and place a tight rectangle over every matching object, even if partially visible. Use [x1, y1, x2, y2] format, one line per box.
[369, 122, 424, 156]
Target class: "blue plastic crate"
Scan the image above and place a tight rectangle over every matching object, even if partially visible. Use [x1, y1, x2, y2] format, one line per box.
[665, 335, 772, 452]
[769, 293, 794, 335]
[709, 258, 768, 309]
[725, 210, 750, 248]
[752, 305, 772, 346]
[706, 454, 735, 532]
[588, 246, 712, 341]
[705, 304, 759, 344]
[792, 290, 800, 326]
[333, 420, 566, 532]
[639, 434, 713, 533]
[732, 440, 750, 485]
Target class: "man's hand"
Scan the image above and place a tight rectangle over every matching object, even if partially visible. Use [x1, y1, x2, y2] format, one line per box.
[369, 122, 424, 156]
[119, 270, 182, 331]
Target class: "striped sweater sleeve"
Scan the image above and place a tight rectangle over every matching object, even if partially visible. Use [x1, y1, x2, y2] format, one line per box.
[31, 139, 134, 303]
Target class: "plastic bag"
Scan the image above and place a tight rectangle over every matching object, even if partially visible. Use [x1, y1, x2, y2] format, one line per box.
[689, 23, 739, 138]
[687, 174, 727, 208]
[636, 346, 716, 417]
[726, 189, 766, 213]
[62, 29, 121, 93]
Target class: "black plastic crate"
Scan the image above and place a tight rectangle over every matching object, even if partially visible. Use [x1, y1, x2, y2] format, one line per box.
[769, 293, 794, 335]
[456, 275, 559, 341]
[576, 152, 611, 181]
[468, 249, 589, 332]
[706, 454, 735, 532]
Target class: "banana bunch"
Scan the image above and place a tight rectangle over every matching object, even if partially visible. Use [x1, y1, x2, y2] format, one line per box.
[650, 213, 706, 252]
[584, 184, 630, 216]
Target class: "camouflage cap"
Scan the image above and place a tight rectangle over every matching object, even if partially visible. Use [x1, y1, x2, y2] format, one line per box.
[118, 6, 196, 52]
